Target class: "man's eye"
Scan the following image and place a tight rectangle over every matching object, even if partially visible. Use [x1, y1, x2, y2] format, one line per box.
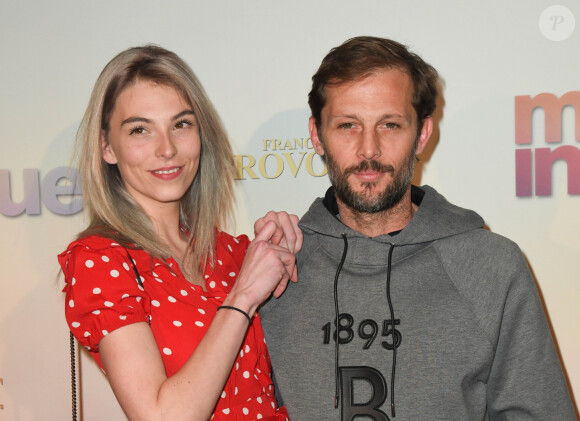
[339, 123, 354, 129]
[384, 122, 399, 129]
[129, 126, 146, 135]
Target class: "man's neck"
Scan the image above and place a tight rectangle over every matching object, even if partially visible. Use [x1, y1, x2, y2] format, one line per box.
[337, 189, 416, 237]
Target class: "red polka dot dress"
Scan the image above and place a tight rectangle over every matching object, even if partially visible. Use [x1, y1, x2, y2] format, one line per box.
[59, 231, 289, 420]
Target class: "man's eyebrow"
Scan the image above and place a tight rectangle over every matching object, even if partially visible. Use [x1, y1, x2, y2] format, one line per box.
[329, 113, 407, 120]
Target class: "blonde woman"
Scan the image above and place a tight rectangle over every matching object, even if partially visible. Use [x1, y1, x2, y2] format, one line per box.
[59, 45, 300, 420]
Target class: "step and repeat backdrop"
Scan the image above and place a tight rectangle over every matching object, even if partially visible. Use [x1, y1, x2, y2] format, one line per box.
[1, 1, 578, 419]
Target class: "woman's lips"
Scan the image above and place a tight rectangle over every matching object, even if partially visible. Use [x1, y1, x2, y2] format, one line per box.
[150, 166, 183, 180]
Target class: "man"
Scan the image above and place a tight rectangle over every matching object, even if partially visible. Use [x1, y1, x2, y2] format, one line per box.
[259, 36, 576, 420]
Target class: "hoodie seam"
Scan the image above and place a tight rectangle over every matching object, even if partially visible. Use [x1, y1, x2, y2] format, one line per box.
[433, 242, 496, 349]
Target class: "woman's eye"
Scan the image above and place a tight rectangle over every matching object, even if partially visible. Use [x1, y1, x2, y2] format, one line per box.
[175, 119, 194, 129]
[129, 126, 147, 135]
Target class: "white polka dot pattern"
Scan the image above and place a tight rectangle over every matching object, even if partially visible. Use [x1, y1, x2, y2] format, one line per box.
[59, 232, 285, 420]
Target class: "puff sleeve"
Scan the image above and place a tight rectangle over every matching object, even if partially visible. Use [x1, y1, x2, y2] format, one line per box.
[59, 237, 151, 351]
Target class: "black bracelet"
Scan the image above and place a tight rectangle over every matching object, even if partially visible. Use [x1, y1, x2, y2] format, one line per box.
[217, 305, 252, 324]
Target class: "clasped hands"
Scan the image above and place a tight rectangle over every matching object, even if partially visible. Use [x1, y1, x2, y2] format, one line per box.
[230, 211, 302, 316]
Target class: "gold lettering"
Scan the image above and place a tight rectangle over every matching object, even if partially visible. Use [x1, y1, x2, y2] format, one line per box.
[274, 139, 282, 151]
[282, 152, 307, 177]
[234, 155, 259, 180]
[283, 139, 294, 150]
[293, 138, 304, 149]
[305, 151, 327, 177]
[258, 153, 284, 179]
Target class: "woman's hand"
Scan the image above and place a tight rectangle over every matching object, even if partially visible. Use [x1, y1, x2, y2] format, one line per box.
[254, 211, 303, 254]
[227, 221, 298, 315]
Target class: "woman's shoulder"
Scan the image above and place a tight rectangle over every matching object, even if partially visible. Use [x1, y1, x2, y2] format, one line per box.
[58, 234, 139, 277]
[62, 234, 128, 253]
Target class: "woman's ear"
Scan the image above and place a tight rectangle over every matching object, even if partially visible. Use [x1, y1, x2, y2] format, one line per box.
[101, 130, 117, 164]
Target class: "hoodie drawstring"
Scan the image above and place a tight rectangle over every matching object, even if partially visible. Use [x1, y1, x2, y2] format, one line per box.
[386, 244, 396, 418]
[334, 234, 349, 410]
[332, 237, 397, 418]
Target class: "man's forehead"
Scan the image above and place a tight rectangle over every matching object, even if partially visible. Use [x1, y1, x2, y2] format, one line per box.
[322, 69, 414, 116]
[325, 66, 411, 89]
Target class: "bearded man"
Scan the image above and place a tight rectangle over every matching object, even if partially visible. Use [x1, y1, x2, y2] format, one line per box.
[259, 36, 575, 420]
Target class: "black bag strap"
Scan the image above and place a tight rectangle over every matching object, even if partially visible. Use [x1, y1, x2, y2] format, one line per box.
[125, 249, 145, 289]
[70, 331, 77, 421]
[68, 247, 149, 420]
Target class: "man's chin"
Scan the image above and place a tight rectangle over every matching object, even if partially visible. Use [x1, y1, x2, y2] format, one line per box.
[354, 182, 388, 197]
[336, 182, 410, 214]
[338, 192, 385, 213]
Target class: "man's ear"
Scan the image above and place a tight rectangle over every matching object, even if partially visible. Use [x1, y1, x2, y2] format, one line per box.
[309, 116, 325, 156]
[415, 116, 433, 155]
[101, 130, 117, 164]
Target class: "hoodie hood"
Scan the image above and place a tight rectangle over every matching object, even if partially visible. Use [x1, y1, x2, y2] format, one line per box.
[299, 185, 484, 246]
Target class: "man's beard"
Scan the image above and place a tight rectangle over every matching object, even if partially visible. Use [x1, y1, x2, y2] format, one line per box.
[324, 144, 416, 214]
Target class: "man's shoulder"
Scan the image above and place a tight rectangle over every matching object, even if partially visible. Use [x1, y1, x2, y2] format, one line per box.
[438, 227, 522, 260]
[435, 228, 533, 308]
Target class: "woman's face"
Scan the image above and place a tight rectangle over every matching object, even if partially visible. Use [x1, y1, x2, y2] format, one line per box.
[102, 80, 201, 216]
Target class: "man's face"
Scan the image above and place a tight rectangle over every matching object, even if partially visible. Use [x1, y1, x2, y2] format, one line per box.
[310, 68, 432, 214]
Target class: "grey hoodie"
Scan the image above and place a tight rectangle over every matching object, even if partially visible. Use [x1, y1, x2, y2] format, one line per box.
[261, 185, 575, 420]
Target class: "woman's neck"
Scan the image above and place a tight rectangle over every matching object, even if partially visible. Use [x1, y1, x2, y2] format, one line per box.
[149, 207, 203, 288]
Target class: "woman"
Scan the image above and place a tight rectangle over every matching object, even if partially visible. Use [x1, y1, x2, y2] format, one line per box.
[58, 45, 300, 420]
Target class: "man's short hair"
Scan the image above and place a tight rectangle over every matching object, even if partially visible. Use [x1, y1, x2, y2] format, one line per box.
[308, 36, 439, 130]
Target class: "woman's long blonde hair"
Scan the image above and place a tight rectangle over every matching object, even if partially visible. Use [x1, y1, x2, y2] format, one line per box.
[74, 45, 234, 281]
